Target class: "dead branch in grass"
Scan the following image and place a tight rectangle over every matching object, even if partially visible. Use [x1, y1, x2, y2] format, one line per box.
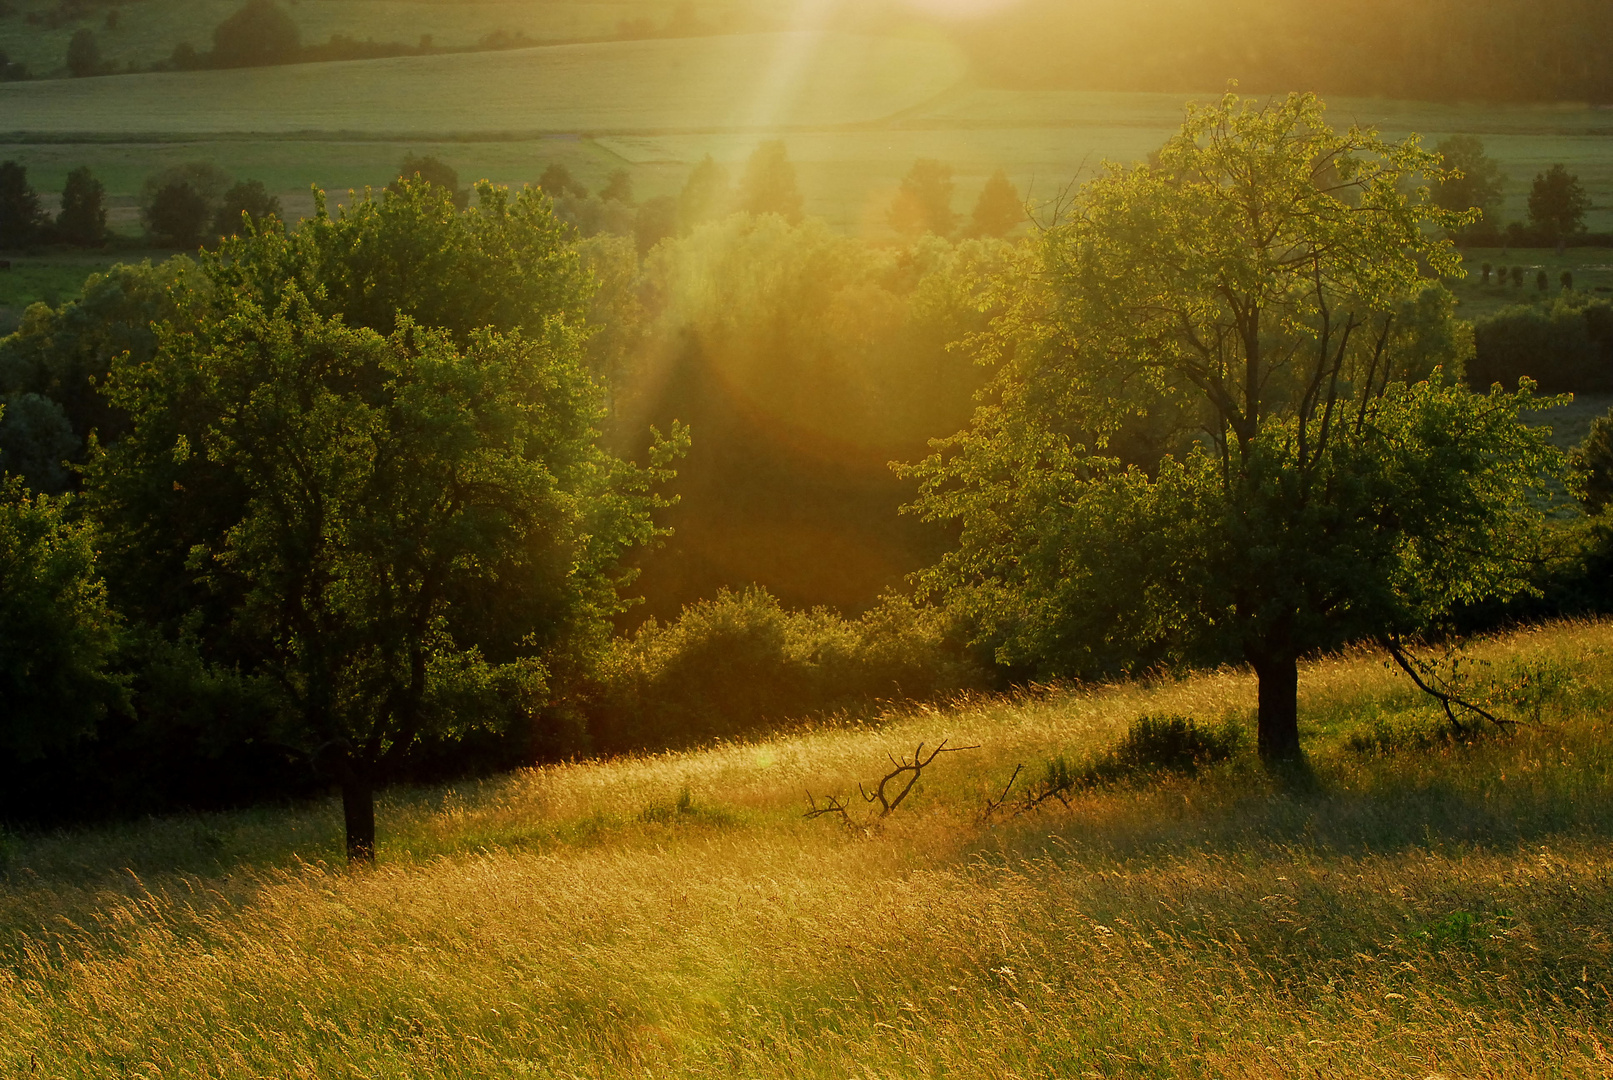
[804, 739, 979, 828]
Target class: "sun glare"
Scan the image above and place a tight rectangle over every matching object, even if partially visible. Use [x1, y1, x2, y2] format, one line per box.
[899, 0, 1026, 18]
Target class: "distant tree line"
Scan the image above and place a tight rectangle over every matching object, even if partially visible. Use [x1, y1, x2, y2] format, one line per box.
[961, 0, 1613, 104]
[0, 161, 108, 247]
[0, 159, 282, 251]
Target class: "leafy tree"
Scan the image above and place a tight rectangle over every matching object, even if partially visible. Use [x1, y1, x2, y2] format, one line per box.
[1511, 265, 1524, 287]
[0, 258, 203, 451]
[634, 194, 677, 255]
[211, 179, 282, 237]
[211, 0, 300, 68]
[1433, 135, 1505, 220]
[0, 472, 126, 768]
[392, 154, 468, 211]
[1575, 408, 1613, 515]
[88, 180, 673, 860]
[1528, 165, 1590, 242]
[737, 140, 803, 224]
[600, 169, 634, 204]
[0, 160, 46, 248]
[56, 166, 108, 247]
[538, 163, 586, 199]
[141, 162, 232, 247]
[144, 182, 210, 247]
[903, 93, 1564, 762]
[677, 155, 730, 233]
[0, 392, 77, 493]
[969, 168, 1022, 238]
[65, 29, 103, 77]
[889, 159, 957, 238]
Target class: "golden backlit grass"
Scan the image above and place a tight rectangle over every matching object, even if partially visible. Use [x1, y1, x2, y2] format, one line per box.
[4, 621, 1613, 1077]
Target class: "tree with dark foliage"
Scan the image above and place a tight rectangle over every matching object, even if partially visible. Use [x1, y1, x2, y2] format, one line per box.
[211, 179, 282, 237]
[0, 160, 46, 248]
[57, 166, 108, 247]
[144, 181, 210, 247]
[392, 153, 468, 210]
[1433, 135, 1504, 222]
[0, 471, 127, 771]
[89, 180, 682, 862]
[211, 0, 300, 68]
[65, 29, 104, 77]
[1528, 165, 1590, 244]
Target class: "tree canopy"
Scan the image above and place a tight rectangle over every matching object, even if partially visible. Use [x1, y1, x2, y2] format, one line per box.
[889, 159, 957, 238]
[57, 166, 109, 247]
[904, 92, 1565, 760]
[1528, 165, 1590, 242]
[968, 169, 1023, 239]
[1433, 135, 1505, 221]
[0, 473, 126, 765]
[737, 141, 803, 224]
[86, 180, 679, 860]
[0, 161, 46, 248]
[211, 0, 301, 68]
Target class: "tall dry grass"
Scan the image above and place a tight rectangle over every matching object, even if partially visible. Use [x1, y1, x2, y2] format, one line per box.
[3, 621, 1613, 1077]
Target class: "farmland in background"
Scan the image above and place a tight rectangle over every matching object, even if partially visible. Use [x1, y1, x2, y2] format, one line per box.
[2, 35, 1611, 238]
[0, 0, 708, 77]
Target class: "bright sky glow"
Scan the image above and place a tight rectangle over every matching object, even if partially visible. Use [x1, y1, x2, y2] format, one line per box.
[898, 0, 1026, 18]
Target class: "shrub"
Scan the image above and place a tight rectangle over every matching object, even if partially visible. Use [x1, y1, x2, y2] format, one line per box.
[581, 587, 987, 752]
[1537, 269, 1549, 292]
[1469, 296, 1613, 393]
[1107, 714, 1241, 776]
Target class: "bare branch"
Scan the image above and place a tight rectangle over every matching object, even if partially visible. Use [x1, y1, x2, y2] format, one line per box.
[1381, 636, 1515, 733]
[978, 763, 1024, 824]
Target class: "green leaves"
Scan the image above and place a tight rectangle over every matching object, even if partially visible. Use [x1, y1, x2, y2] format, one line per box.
[905, 92, 1567, 687]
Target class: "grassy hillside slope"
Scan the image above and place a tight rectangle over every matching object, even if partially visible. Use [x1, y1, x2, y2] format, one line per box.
[3, 620, 1612, 1076]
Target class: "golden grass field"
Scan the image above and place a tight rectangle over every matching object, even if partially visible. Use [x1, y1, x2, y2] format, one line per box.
[3, 620, 1612, 1077]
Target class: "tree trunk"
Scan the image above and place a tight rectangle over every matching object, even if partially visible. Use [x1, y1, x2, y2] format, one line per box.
[341, 777, 376, 865]
[1253, 652, 1301, 762]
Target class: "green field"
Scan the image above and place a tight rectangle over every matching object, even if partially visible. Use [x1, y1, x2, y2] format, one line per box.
[4, 620, 1613, 1075]
[3, 31, 1612, 239]
[0, 0, 701, 77]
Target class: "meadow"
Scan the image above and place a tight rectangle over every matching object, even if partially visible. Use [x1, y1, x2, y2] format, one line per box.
[3, 619, 1612, 1076]
[4, 32, 1613, 238]
[0, 0, 701, 77]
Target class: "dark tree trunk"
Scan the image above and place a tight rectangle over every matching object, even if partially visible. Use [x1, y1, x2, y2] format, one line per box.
[1252, 652, 1301, 761]
[342, 777, 376, 865]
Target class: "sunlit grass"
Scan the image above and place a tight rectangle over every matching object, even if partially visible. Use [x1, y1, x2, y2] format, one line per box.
[4, 621, 1613, 1076]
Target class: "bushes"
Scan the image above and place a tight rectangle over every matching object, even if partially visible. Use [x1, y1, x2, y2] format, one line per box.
[1469, 296, 1613, 393]
[582, 588, 987, 752]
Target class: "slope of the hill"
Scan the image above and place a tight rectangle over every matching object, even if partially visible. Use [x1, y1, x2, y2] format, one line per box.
[2, 621, 1611, 1076]
[0, 30, 969, 135]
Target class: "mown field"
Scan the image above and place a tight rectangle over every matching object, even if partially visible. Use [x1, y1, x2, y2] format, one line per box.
[0, 0, 703, 77]
[4, 31, 1613, 238]
[3, 620, 1612, 1076]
